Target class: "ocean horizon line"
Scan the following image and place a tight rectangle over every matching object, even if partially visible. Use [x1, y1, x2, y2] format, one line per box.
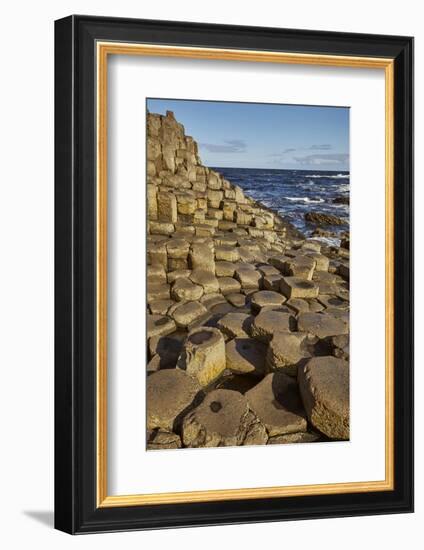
[211, 166, 350, 173]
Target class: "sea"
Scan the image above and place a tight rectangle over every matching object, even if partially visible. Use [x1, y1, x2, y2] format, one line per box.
[214, 167, 350, 242]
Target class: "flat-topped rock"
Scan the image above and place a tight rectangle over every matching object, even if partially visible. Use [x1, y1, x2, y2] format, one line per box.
[234, 267, 262, 289]
[147, 282, 171, 302]
[317, 294, 349, 310]
[149, 299, 175, 315]
[147, 315, 176, 339]
[226, 293, 247, 308]
[217, 312, 254, 338]
[166, 238, 190, 259]
[298, 356, 349, 440]
[225, 338, 267, 375]
[149, 331, 186, 369]
[304, 252, 330, 272]
[177, 326, 226, 387]
[245, 372, 307, 437]
[215, 260, 235, 277]
[257, 264, 280, 277]
[280, 276, 319, 299]
[171, 301, 209, 328]
[147, 369, 201, 431]
[147, 264, 167, 284]
[263, 274, 284, 291]
[171, 277, 203, 302]
[297, 311, 348, 339]
[250, 290, 286, 312]
[189, 269, 219, 294]
[251, 310, 295, 342]
[284, 256, 316, 280]
[218, 276, 241, 295]
[189, 242, 215, 272]
[182, 389, 251, 447]
[167, 269, 191, 284]
[215, 245, 240, 262]
[200, 293, 227, 309]
[266, 331, 310, 376]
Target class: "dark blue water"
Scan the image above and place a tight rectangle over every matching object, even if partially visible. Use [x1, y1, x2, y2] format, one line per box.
[214, 167, 349, 238]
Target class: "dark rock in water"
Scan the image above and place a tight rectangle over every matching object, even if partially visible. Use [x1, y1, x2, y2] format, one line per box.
[332, 196, 349, 205]
[304, 212, 346, 226]
[311, 228, 336, 239]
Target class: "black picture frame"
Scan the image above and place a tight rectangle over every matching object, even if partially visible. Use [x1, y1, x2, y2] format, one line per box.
[55, 15, 414, 534]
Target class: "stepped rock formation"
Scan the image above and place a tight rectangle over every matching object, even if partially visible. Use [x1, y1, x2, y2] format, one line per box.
[146, 110, 350, 449]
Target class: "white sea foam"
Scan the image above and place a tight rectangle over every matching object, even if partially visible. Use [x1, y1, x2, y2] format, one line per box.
[284, 197, 325, 204]
[307, 173, 349, 179]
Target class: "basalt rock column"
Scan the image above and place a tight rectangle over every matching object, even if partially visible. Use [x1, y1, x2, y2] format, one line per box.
[177, 326, 226, 387]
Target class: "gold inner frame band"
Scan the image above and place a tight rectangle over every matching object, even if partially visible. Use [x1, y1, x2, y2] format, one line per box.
[96, 42, 394, 508]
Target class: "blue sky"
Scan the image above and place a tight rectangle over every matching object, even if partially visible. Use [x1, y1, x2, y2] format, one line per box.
[147, 98, 349, 171]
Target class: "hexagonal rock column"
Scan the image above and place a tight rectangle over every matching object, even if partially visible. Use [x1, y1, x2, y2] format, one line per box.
[280, 276, 319, 299]
[177, 327, 226, 387]
[266, 332, 311, 376]
[250, 310, 295, 342]
[225, 338, 267, 375]
[298, 356, 349, 440]
[245, 372, 307, 437]
[297, 312, 348, 339]
[182, 389, 252, 447]
[146, 369, 201, 431]
[217, 312, 254, 339]
[171, 277, 204, 302]
[250, 290, 286, 312]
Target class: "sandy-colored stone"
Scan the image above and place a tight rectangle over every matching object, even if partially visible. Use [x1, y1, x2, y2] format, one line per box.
[217, 313, 254, 338]
[166, 238, 190, 259]
[266, 332, 310, 375]
[147, 430, 182, 450]
[177, 327, 226, 387]
[171, 277, 204, 302]
[226, 293, 247, 308]
[171, 301, 209, 328]
[251, 310, 294, 342]
[200, 293, 227, 309]
[250, 290, 286, 312]
[167, 269, 192, 284]
[189, 269, 220, 294]
[215, 245, 240, 262]
[147, 264, 167, 284]
[225, 338, 267, 375]
[157, 192, 177, 223]
[147, 314, 176, 339]
[189, 243, 215, 272]
[263, 274, 284, 291]
[215, 260, 235, 277]
[149, 221, 175, 236]
[235, 267, 262, 289]
[267, 432, 320, 444]
[218, 277, 241, 295]
[149, 299, 175, 315]
[280, 277, 319, 299]
[297, 312, 348, 339]
[245, 372, 307, 437]
[182, 389, 251, 447]
[146, 369, 201, 431]
[147, 283, 170, 303]
[298, 356, 349, 440]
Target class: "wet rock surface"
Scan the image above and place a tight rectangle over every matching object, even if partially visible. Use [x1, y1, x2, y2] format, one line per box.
[146, 111, 350, 449]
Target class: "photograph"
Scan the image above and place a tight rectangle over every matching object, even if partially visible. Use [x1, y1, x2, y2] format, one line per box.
[146, 98, 350, 450]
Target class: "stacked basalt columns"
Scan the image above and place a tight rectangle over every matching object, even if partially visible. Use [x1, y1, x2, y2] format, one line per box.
[146, 110, 350, 450]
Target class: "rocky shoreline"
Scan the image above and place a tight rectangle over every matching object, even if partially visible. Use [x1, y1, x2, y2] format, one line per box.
[146, 110, 350, 450]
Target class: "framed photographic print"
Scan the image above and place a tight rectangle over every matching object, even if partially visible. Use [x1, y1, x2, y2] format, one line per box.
[54, 15, 414, 534]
